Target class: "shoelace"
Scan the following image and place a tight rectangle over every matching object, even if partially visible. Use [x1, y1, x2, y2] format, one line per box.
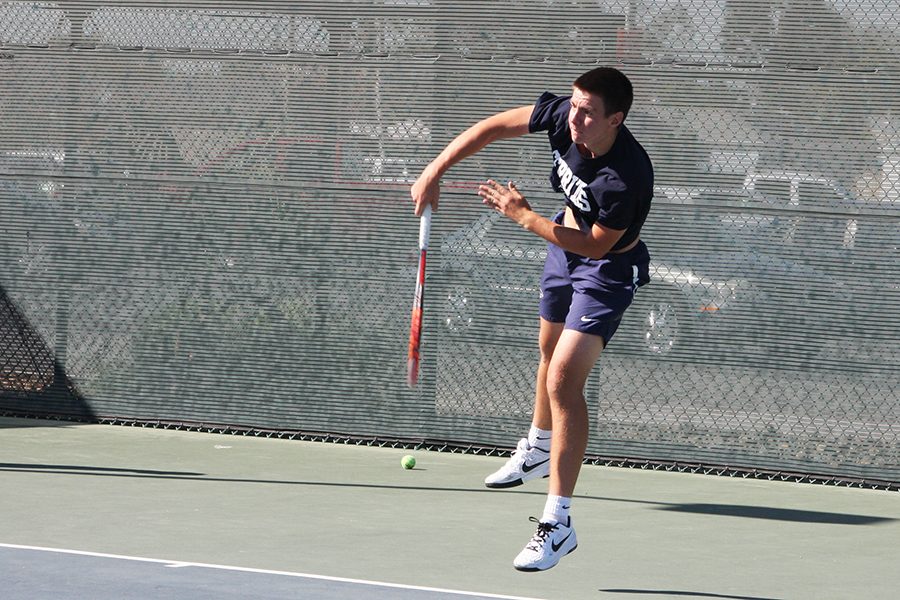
[504, 439, 530, 468]
[525, 516, 558, 551]
[506, 439, 546, 469]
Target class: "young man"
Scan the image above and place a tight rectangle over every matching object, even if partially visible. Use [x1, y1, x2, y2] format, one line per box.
[410, 67, 653, 571]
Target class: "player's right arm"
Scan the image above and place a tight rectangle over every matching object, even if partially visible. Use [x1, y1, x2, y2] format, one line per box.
[411, 105, 533, 216]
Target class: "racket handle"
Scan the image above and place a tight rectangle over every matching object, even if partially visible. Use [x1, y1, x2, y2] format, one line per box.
[419, 204, 432, 250]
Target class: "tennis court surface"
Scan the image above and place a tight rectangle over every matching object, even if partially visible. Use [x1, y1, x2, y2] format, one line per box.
[2, 417, 898, 600]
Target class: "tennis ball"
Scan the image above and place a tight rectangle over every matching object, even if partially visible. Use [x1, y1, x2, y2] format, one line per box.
[401, 454, 416, 470]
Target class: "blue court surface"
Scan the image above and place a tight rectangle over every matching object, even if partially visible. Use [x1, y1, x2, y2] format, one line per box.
[1, 544, 539, 600]
[1, 418, 898, 600]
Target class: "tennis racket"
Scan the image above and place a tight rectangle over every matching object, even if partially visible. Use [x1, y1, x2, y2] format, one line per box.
[406, 204, 432, 388]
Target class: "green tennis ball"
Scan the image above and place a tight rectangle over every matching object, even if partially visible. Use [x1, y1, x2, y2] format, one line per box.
[401, 455, 416, 470]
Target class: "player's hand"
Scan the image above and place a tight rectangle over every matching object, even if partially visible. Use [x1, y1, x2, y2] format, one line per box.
[410, 167, 440, 216]
[478, 179, 532, 223]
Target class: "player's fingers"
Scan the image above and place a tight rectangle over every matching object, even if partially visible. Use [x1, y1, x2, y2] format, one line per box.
[478, 184, 498, 199]
[478, 188, 498, 208]
[415, 200, 433, 216]
[485, 179, 505, 192]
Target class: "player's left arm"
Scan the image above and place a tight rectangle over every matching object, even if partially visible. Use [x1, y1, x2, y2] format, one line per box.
[477, 179, 626, 259]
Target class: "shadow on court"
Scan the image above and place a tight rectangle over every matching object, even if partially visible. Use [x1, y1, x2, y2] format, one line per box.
[0, 419, 77, 429]
[600, 590, 784, 600]
[655, 503, 894, 525]
[0, 461, 894, 527]
[0, 463, 205, 477]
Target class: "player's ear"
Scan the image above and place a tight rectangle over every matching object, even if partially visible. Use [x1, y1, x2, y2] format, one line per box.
[609, 111, 624, 128]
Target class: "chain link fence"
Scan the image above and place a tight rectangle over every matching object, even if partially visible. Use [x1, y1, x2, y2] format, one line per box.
[1, 1, 897, 487]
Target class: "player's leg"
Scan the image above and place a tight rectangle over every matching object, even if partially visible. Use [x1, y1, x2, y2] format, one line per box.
[484, 318, 563, 488]
[512, 328, 603, 572]
[545, 328, 605, 498]
[532, 316, 563, 434]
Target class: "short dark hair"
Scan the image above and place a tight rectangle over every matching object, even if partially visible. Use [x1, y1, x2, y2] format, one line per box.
[573, 67, 633, 120]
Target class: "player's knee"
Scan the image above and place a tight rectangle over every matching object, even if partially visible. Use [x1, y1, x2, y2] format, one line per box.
[545, 364, 585, 406]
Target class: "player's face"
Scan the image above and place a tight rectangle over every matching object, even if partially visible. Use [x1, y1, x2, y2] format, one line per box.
[568, 87, 622, 152]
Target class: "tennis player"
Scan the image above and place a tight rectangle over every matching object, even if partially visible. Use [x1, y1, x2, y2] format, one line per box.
[410, 67, 653, 571]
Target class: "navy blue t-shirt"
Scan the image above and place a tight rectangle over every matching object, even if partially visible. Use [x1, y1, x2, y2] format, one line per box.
[528, 91, 653, 251]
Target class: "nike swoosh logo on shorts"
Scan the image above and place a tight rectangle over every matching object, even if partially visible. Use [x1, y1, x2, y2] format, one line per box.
[580, 316, 599, 323]
[552, 532, 572, 553]
[522, 459, 549, 473]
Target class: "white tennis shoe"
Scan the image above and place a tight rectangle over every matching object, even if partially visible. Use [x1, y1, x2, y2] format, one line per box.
[484, 438, 550, 488]
[513, 517, 578, 572]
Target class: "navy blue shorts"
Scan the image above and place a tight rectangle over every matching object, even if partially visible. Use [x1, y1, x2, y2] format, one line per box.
[540, 212, 651, 344]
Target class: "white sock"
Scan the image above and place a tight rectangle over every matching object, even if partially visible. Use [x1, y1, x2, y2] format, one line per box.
[528, 425, 551, 451]
[541, 495, 571, 525]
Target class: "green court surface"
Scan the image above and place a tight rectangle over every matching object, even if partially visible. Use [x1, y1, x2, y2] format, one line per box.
[1, 417, 898, 600]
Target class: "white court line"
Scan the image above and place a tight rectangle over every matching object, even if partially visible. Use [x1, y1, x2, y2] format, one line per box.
[0, 543, 544, 600]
